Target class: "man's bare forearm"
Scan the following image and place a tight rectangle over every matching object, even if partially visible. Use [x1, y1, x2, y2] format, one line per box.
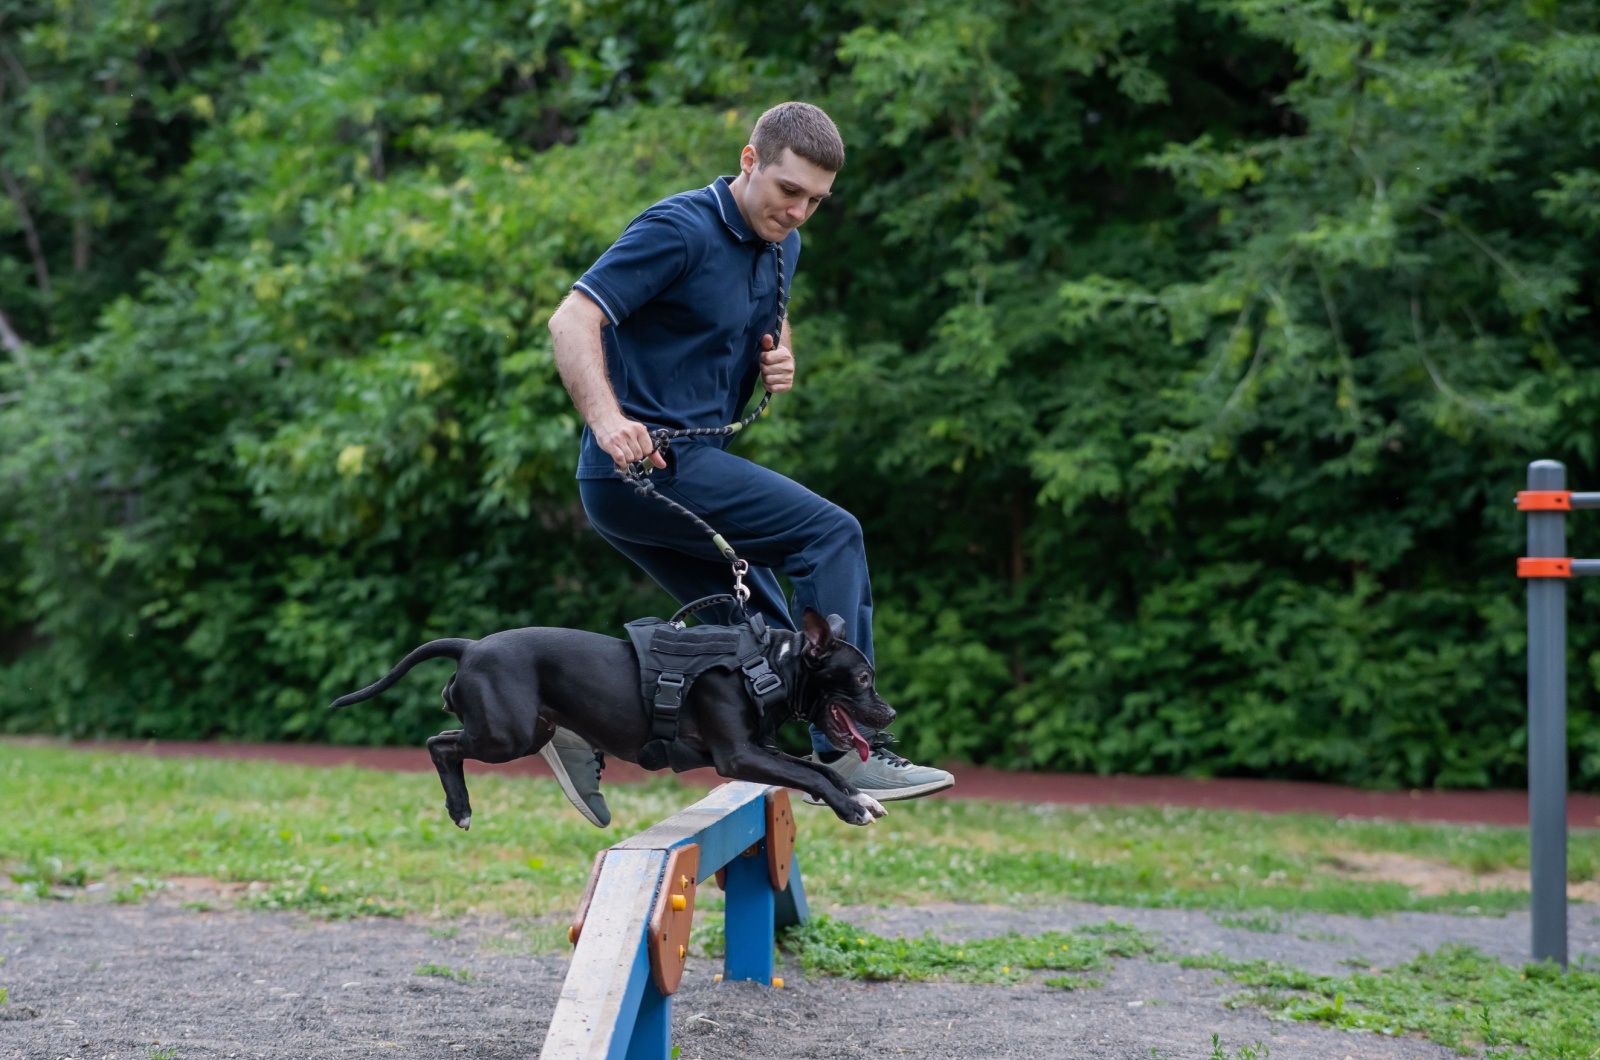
[548, 290, 665, 468]
[549, 291, 624, 431]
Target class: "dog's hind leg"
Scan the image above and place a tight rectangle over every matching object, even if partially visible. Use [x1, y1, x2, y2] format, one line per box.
[427, 730, 474, 830]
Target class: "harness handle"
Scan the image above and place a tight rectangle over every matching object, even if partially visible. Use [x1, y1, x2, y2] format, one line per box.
[669, 594, 741, 627]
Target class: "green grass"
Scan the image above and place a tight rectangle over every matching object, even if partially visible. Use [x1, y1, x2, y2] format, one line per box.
[777, 920, 1598, 1059]
[1210, 910, 1285, 933]
[3, 742, 1596, 919]
[413, 962, 475, 983]
[1153, 1035, 1270, 1060]
[1181, 947, 1600, 1058]
[780, 914, 1156, 986]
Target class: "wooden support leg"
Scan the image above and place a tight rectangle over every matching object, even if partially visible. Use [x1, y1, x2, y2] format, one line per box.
[774, 857, 809, 930]
[722, 840, 775, 984]
[623, 978, 671, 1060]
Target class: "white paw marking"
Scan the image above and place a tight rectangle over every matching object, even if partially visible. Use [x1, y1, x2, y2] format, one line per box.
[853, 793, 888, 818]
[457, 815, 471, 831]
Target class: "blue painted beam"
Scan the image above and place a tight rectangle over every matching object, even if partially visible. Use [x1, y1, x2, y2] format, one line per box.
[539, 849, 666, 1060]
[614, 781, 771, 879]
[543, 785, 814, 1057]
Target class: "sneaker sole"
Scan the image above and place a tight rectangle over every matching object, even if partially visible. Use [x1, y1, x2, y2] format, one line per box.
[539, 742, 608, 828]
[801, 775, 955, 805]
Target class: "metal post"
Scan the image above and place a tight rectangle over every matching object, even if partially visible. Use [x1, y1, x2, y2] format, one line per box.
[1527, 458, 1568, 968]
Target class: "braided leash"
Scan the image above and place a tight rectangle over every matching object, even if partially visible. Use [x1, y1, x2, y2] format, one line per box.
[616, 240, 791, 613]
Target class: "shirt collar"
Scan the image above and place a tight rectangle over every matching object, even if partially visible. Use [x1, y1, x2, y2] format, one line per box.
[710, 176, 758, 243]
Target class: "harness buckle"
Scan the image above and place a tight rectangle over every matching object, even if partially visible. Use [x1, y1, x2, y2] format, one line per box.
[655, 671, 686, 708]
[741, 657, 782, 698]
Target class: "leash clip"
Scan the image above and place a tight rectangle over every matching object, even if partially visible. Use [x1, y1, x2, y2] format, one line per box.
[730, 558, 751, 607]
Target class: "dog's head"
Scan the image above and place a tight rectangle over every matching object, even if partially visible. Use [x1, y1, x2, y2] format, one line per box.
[797, 608, 895, 760]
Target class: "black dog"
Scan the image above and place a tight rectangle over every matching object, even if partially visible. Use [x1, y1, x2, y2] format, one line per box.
[330, 608, 894, 828]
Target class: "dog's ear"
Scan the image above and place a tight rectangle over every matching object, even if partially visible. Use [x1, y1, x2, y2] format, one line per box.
[826, 614, 846, 641]
[801, 607, 834, 660]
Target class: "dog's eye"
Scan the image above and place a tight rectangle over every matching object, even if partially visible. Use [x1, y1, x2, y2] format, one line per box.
[856, 672, 871, 687]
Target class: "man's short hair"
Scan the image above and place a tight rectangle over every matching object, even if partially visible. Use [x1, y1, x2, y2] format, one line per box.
[751, 102, 844, 173]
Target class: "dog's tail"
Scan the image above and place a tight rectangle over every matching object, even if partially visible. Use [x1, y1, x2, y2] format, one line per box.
[329, 639, 475, 709]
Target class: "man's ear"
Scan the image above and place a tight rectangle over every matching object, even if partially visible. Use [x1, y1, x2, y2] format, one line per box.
[801, 607, 833, 659]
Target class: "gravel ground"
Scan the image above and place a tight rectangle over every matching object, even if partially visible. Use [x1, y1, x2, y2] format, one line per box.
[0, 897, 1594, 1060]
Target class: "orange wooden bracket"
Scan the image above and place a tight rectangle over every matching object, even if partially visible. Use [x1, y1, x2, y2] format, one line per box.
[567, 850, 608, 945]
[765, 788, 797, 892]
[1519, 557, 1572, 578]
[647, 843, 699, 996]
[1518, 490, 1572, 511]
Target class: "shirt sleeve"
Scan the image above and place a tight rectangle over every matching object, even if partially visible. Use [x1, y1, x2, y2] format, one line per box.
[573, 216, 688, 327]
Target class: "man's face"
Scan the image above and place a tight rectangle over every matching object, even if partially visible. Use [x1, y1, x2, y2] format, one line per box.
[738, 146, 836, 242]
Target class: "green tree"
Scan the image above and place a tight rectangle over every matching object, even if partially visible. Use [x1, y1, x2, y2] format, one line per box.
[4, 0, 1598, 791]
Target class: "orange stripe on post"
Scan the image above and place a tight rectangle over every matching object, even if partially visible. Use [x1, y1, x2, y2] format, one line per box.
[1518, 490, 1573, 511]
[1519, 557, 1572, 578]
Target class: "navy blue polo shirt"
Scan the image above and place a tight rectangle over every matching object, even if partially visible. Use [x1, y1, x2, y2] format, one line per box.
[571, 177, 801, 479]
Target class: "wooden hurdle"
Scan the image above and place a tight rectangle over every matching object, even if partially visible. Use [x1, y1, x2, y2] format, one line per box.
[539, 782, 809, 1059]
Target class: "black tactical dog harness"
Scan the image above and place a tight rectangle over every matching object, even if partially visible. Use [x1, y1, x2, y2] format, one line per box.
[625, 615, 787, 772]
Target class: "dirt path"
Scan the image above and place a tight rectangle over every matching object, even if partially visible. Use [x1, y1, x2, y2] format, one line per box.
[2, 897, 1592, 1060]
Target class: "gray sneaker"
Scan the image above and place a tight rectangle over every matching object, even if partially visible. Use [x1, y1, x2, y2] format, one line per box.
[806, 741, 954, 802]
[539, 728, 611, 828]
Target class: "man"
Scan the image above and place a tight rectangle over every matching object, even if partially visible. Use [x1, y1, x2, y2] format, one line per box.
[543, 101, 953, 827]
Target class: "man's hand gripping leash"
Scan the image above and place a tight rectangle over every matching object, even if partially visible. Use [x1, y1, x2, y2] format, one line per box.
[617, 390, 775, 611]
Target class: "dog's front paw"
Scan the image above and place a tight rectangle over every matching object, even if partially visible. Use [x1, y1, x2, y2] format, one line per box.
[853, 793, 888, 819]
[835, 794, 884, 827]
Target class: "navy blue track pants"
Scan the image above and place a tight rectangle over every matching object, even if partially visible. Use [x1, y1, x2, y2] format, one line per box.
[578, 441, 876, 667]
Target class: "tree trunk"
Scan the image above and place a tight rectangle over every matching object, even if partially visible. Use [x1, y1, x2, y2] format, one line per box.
[74, 168, 92, 272]
[0, 165, 52, 297]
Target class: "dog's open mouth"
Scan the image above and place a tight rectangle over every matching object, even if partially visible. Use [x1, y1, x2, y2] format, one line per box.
[828, 703, 871, 762]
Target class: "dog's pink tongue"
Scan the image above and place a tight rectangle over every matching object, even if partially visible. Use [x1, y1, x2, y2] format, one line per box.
[834, 707, 871, 762]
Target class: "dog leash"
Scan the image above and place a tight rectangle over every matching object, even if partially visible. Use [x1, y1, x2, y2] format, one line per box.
[616, 240, 791, 612]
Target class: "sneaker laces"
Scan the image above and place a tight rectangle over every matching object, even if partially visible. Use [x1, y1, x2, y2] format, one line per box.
[867, 731, 909, 768]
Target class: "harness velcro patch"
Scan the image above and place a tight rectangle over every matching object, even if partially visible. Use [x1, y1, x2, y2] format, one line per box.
[650, 628, 742, 656]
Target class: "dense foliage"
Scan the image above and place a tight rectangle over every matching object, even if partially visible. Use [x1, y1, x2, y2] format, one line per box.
[3, 0, 1598, 789]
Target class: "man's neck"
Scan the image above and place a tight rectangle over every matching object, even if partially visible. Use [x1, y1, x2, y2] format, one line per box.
[727, 172, 757, 231]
